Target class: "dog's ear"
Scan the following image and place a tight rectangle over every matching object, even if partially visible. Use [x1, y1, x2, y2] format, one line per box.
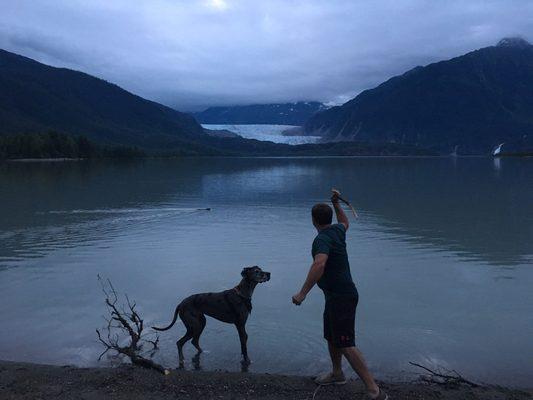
[241, 267, 249, 277]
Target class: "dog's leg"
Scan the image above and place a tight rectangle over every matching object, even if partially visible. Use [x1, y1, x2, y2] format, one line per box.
[192, 352, 202, 371]
[191, 314, 206, 354]
[176, 329, 193, 366]
[235, 323, 250, 364]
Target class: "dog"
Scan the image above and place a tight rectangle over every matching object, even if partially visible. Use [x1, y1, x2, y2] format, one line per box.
[152, 266, 270, 365]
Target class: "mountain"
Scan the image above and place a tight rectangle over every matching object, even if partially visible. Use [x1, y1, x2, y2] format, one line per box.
[194, 102, 326, 125]
[0, 48, 435, 157]
[304, 37, 533, 155]
[0, 49, 204, 148]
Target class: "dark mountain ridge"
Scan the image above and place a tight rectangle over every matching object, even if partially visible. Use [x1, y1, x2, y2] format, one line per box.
[304, 38, 533, 155]
[0, 49, 204, 148]
[0, 48, 428, 157]
[4, 44, 526, 157]
[194, 102, 326, 125]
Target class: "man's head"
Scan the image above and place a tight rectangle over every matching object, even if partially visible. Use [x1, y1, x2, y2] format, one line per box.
[312, 203, 333, 228]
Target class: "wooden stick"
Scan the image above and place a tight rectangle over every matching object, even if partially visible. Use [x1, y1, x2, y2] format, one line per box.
[338, 195, 358, 218]
[332, 188, 358, 218]
[409, 361, 480, 387]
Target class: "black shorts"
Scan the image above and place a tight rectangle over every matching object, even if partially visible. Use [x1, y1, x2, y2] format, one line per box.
[323, 292, 359, 348]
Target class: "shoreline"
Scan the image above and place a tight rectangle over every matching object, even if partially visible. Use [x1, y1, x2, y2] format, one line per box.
[2, 155, 450, 162]
[2, 153, 533, 162]
[5, 157, 84, 162]
[1, 360, 531, 400]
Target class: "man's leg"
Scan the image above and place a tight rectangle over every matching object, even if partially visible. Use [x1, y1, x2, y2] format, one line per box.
[328, 340, 343, 375]
[315, 307, 346, 385]
[340, 346, 379, 397]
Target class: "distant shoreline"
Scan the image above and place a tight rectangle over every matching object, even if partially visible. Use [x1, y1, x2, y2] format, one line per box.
[3, 131, 531, 158]
[2, 154, 533, 162]
[1, 360, 531, 400]
[6, 157, 84, 162]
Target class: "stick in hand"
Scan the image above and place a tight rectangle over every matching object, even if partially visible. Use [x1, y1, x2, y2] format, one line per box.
[331, 188, 358, 218]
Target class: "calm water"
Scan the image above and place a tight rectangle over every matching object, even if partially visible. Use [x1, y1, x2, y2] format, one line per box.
[0, 157, 532, 386]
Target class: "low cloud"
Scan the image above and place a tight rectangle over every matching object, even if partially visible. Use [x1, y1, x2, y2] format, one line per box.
[1, 0, 532, 111]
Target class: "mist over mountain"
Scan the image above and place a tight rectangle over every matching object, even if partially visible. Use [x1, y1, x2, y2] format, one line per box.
[0, 48, 430, 157]
[304, 38, 533, 155]
[0, 49, 204, 148]
[194, 102, 326, 125]
[3, 38, 532, 157]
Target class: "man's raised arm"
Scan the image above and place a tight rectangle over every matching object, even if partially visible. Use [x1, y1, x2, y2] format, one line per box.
[331, 189, 349, 230]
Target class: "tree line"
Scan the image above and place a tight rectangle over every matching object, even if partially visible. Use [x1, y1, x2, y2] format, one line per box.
[0, 132, 145, 160]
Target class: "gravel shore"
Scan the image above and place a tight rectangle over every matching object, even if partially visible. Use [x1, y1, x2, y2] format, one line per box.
[1, 360, 531, 400]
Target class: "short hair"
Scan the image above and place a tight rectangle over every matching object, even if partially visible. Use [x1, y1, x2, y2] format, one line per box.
[312, 203, 333, 225]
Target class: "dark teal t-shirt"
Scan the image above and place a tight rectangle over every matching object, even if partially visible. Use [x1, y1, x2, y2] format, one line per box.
[312, 223, 357, 298]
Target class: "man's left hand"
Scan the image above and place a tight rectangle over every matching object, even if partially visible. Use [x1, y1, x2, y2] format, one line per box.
[292, 292, 306, 306]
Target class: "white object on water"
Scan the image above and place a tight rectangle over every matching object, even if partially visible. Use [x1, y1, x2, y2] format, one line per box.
[450, 145, 459, 157]
[492, 143, 504, 156]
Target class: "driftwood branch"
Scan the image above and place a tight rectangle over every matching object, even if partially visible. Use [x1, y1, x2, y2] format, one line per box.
[96, 275, 168, 375]
[409, 361, 480, 387]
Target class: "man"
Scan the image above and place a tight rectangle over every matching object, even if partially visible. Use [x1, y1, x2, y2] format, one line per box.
[292, 190, 388, 400]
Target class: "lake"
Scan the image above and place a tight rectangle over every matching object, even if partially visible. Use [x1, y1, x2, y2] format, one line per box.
[0, 157, 532, 386]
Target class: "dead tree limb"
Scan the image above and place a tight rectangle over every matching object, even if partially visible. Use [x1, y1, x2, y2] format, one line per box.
[409, 361, 480, 387]
[96, 275, 169, 375]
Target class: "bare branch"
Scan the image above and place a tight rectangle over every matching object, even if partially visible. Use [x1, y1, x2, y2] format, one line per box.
[96, 277, 168, 375]
[409, 362, 480, 388]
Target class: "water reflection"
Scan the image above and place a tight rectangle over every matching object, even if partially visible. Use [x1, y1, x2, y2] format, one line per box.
[0, 157, 532, 385]
[2, 157, 531, 266]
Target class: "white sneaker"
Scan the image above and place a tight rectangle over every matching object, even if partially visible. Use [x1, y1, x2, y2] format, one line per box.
[314, 371, 347, 386]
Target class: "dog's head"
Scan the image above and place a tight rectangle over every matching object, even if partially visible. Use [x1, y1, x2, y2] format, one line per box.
[241, 266, 271, 283]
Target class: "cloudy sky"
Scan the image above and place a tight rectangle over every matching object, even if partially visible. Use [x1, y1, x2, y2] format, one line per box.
[1, 0, 532, 111]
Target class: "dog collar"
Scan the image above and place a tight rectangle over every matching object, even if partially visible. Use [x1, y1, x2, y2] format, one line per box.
[233, 286, 252, 300]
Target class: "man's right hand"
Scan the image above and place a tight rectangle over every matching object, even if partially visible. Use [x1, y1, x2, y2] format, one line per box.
[292, 292, 306, 306]
[330, 188, 350, 229]
[331, 188, 341, 204]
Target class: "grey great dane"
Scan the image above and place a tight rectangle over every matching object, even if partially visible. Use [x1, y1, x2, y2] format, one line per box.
[152, 266, 270, 365]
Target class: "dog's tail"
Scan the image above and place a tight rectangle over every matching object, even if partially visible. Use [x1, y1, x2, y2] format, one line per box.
[152, 304, 180, 331]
